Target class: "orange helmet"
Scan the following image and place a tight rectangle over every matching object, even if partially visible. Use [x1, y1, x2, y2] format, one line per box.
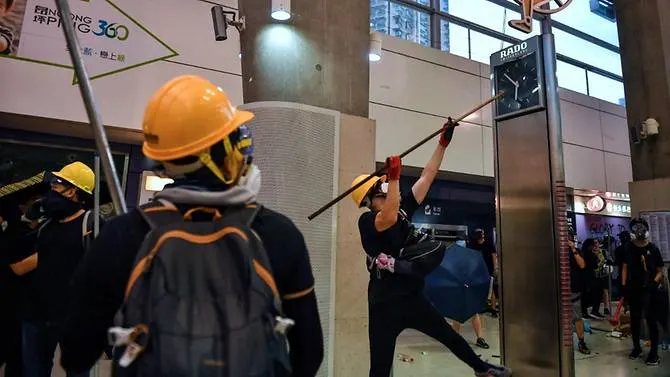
[142, 75, 255, 184]
[142, 75, 254, 162]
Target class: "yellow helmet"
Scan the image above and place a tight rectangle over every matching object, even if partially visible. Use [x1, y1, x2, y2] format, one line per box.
[351, 174, 386, 208]
[52, 161, 95, 195]
[142, 75, 255, 162]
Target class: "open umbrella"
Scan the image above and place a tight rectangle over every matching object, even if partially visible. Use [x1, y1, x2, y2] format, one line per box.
[424, 243, 491, 323]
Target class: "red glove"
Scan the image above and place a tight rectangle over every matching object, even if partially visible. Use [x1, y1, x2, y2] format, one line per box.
[385, 156, 401, 181]
[439, 117, 458, 147]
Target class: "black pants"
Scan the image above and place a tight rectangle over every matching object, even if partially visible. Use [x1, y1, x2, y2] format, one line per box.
[629, 290, 660, 357]
[368, 294, 488, 377]
[0, 316, 23, 377]
[582, 278, 605, 315]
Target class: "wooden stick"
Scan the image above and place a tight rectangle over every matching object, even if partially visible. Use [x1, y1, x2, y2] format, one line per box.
[308, 92, 503, 221]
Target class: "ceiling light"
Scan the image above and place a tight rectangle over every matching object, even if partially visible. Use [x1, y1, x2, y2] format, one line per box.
[271, 0, 291, 21]
[369, 31, 383, 62]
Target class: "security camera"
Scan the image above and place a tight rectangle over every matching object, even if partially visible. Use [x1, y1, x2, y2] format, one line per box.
[211, 6, 245, 42]
[641, 118, 660, 138]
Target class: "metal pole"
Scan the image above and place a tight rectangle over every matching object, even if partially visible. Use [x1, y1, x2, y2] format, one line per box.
[541, 14, 575, 377]
[94, 155, 100, 237]
[54, 0, 127, 215]
[307, 93, 502, 220]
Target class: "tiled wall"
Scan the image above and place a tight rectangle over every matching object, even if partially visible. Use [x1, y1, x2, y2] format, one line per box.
[370, 35, 632, 193]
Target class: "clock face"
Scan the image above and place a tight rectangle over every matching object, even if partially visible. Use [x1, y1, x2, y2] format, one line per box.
[494, 52, 543, 119]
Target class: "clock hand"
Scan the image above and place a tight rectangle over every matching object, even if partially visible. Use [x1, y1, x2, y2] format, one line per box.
[503, 73, 519, 87]
[515, 85, 519, 101]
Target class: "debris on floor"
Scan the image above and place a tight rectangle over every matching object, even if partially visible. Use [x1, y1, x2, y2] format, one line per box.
[397, 353, 414, 363]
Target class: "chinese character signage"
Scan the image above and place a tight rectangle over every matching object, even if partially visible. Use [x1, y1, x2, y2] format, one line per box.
[0, 0, 177, 81]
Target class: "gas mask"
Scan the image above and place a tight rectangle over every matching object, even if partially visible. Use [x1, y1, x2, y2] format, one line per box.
[631, 222, 649, 240]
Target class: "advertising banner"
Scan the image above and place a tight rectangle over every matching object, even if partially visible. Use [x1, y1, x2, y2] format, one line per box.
[1, 0, 176, 80]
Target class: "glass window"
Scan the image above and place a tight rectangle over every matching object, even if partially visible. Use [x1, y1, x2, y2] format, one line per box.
[389, 2, 431, 47]
[441, 0, 540, 40]
[370, 0, 389, 33]
[556, 60, 588, 95]
[587, 71, 626, 105]
[469, 30, 511, 65]
[411, 0, 431, 5]
[554, 28, 622, 76]
[552, 0, 619, 47]
[440, 19, 469, 59]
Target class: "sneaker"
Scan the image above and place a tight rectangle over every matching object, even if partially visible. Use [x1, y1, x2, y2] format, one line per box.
[475, 365, 512, 377]
[578, 340, 591, 355]
[645, 354, 660, 366]
[476, 338, 490, 349]
[629, 349, 643, 360]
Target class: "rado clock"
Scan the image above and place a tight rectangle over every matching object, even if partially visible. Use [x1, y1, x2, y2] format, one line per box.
[491, 36, 546, 121]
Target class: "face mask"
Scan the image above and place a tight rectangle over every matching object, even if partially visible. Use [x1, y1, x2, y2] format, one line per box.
[42, 190, 81, 220]
[456, 240, 466, 247]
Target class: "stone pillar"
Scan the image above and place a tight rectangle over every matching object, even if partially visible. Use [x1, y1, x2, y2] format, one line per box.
[239, 0, 370, 117]
[238, 2, 374, 375]
[615, 0, 670, 212]
[615, 0, 670, 181]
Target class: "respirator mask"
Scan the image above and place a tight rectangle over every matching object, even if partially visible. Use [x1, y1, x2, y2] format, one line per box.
[631, 222, 649, 240]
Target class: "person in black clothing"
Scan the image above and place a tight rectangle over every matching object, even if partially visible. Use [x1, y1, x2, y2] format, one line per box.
[568, 234, 591, 355]
[352, 119, 511, 377]
[59, 76, 324, 377]
[581, 238, 606, 320]
[622, 218, 666, 366]
[9, 162, 97, 377]
[0, 200, 26, 377]
[471, 229, 498, 317]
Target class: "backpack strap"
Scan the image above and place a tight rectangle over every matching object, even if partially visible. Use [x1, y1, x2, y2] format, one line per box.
[138, 199, 183, 230]
[81, 210, 94, 250]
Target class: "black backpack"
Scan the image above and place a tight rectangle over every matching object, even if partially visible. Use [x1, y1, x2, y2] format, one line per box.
[110, 201, 292, 377]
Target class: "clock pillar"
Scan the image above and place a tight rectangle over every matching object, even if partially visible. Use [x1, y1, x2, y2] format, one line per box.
[491, 20, 574, 377]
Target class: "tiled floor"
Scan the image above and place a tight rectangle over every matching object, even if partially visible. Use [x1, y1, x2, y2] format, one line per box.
[5, 315, 668, 377]
[392, 315, 670, 377]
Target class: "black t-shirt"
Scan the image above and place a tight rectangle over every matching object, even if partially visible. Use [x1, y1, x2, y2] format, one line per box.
[30, 214, 89, 322]
[625, 242, 664, 290]
[358, 192, 421, 303]
[569, 250, 584, 294]
[471, 242, 496, 275]
[6, 224, 40, 320]
[60, 205, 323, 377]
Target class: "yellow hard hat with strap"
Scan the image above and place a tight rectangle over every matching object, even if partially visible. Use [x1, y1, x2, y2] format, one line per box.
[52, 161, 95, 195]
[351, 174, 386, 208]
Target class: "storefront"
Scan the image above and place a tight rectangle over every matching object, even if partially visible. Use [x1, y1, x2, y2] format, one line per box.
[568, 189, 632, 244]
[400, 175, 496, 242]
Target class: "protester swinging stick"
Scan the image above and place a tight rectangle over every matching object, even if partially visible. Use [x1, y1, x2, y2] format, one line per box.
[308, 92, 504, 221]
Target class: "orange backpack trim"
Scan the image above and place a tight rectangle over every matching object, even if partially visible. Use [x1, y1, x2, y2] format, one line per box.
[124, 226, 248, 301]
[282, 286, 314, 301]
[252, 259, 280, 298]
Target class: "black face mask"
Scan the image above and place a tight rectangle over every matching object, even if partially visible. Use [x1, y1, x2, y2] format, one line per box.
[42, 190, 82, 220]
